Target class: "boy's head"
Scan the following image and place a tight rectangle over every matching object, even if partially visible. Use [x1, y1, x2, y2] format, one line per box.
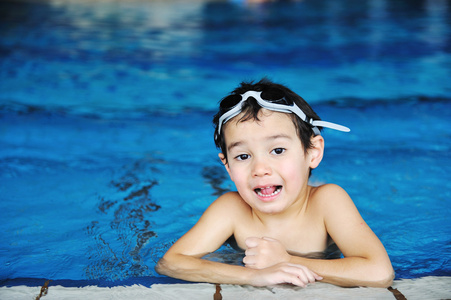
[213, 78, 349, 164]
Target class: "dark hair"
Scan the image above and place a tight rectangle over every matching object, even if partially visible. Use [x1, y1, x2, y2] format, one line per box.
[213, 78, 322, 164]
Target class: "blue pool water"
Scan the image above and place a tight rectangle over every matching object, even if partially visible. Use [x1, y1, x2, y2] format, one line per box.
[0, 0, 450, 287]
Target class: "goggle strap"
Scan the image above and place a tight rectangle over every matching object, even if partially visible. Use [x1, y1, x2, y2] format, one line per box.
[312, 126, 321, 136]
[311, 120, 351, 132]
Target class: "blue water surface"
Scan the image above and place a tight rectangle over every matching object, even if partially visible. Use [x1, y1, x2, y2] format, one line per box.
[0, 0, 450, 286]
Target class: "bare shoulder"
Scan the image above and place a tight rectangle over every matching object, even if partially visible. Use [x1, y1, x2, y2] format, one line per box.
[204, 191, 251, 219]
[211, 191, 249, 209]
[311, 183, 348, 197]
[310, 184, 353, 207]
[309, 183, 362, 221]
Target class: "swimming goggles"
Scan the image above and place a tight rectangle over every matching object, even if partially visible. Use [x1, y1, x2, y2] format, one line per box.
[217, 90, 350, 136]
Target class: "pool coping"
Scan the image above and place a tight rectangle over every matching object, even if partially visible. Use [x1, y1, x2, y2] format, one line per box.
[1, 276, 450, 300]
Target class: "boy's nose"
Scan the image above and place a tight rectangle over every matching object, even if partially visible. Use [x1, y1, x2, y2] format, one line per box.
[251, 157, 272, 177]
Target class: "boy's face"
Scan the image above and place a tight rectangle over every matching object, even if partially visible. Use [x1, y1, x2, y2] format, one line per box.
[219, 109, 323, 216]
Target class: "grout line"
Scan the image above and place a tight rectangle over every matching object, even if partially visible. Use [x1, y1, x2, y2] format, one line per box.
[214, 283, 223, 300]
[35, 280, 51, 300]
[387, 286, 407, 300]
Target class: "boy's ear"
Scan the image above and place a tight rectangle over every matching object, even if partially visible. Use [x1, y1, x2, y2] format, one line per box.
[308, 135, 324, 169]
[218, 153, 232, 175]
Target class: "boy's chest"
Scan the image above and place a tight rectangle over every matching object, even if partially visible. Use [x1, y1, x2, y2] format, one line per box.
[233, 218, 329, 254]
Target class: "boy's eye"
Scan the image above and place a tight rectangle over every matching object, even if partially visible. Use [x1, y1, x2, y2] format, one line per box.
[235, 154, 250, 161]
[271, 148, 285, 155]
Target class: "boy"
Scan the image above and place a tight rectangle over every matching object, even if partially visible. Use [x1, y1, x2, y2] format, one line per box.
[156, 79, 394, 288]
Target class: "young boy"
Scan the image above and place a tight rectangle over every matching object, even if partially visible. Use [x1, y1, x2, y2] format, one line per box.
[156, 79, 394, 288]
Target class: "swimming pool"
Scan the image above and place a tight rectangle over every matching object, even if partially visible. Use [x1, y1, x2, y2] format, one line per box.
[0, 0, 450, 289]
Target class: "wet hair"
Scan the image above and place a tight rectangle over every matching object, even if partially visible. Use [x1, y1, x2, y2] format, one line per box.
[213, 78, 322, 165]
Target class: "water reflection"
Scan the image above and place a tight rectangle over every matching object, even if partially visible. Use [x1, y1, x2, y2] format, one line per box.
[85, 160, 161, 280]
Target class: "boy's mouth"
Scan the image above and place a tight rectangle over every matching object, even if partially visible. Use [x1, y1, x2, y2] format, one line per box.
[254, 185, 282, 197]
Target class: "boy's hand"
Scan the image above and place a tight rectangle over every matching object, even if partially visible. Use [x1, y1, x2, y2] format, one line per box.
[250, 262, 323, 287]
[243, 237, 291, 269]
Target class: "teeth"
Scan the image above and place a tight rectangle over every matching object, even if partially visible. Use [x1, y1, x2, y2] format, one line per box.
[256, 186, 281, 197]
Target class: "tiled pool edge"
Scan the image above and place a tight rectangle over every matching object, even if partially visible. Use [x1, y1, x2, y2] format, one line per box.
[1, 276, 450, 300]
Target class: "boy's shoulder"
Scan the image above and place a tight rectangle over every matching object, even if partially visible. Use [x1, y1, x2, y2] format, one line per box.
[310, 183, 363, 225]
[311, 183, 347, 198]
[208, 191, 251, 214]
[309, 183, 354, 211]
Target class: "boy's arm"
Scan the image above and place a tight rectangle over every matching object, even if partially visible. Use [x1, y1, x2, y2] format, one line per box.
[156, 192, 321, 287]
[291, 184, 394, 287]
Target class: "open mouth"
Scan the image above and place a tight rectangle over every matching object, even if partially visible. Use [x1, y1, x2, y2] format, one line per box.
[254, 185, 282, 197]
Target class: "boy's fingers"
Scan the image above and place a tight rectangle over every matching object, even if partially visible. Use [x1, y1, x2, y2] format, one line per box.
[244, 248, 256, 256]
[243, 254, 252, 263]
[303, 267, 323, 280]
[313, 272, 323, 281]
[283, 266, 311, 287]
[243, 251, 257, 264]
[299, 266, 316, 283]
[243, 258, 257, 268]
[287, 275, 307, 287]
[286, 264, 322, 283]
[305, 271, 317, 283]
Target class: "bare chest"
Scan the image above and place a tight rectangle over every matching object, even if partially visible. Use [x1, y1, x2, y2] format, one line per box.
[233, 217, 329, 254]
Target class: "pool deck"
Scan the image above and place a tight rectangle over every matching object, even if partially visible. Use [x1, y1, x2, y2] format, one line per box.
[1, 276, 450, 300]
